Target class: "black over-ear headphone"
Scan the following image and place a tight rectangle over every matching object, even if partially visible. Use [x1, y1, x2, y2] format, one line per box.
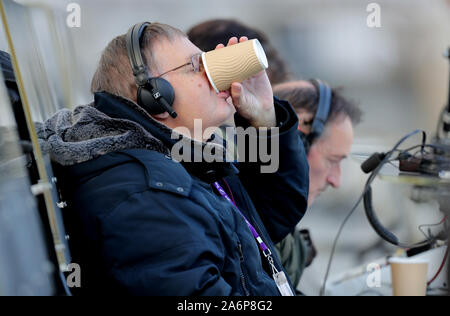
[299, 79, 332, 153]
[126, 22, 177, 118]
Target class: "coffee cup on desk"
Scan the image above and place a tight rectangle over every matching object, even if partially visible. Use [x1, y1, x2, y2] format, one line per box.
[389, 257, 429, 296]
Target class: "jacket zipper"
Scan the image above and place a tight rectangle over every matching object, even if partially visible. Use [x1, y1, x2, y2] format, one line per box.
[237, 242, 251, 296]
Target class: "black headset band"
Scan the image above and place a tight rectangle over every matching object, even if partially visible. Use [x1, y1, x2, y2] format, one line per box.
[126, 22, 151, 86]
[309, 78, 332, 139]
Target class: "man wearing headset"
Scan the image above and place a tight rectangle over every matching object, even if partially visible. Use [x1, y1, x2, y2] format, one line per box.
[37, 22, 309, 295]
[273, 80, 362, 289]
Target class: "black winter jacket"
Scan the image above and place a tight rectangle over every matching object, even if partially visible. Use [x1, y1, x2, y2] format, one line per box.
[42, 92, 309, 295]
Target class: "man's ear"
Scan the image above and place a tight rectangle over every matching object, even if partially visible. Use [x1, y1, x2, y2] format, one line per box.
[152, 112, 170, 120]
[296, 110, 314, 135]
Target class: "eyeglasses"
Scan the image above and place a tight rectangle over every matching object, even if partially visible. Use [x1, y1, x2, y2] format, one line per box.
[157, 53, 203, 78]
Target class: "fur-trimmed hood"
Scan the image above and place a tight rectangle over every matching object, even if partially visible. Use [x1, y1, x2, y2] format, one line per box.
[36, 92, 229, 167]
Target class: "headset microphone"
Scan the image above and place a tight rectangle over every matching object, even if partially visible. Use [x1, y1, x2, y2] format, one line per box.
[361, 152, 386, 174]
[158, 94, 177, 118]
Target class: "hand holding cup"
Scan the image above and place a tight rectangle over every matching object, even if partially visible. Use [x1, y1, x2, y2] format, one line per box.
[203, 37, 276, 128]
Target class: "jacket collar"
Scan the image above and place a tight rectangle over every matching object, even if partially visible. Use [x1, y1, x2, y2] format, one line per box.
[94, 92, 238, 183]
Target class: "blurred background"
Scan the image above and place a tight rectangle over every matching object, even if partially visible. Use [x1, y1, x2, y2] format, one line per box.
[0, 0, 449, 295]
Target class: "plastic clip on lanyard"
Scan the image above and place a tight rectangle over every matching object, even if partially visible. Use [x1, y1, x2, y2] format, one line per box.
[213, 181, 294, 296]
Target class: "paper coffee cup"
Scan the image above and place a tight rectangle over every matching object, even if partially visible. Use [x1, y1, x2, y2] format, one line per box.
[389, 257, 428, 296]
[201, 39, 268, 92]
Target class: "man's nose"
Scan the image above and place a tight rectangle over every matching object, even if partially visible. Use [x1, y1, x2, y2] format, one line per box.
[327, 165, 342, 188]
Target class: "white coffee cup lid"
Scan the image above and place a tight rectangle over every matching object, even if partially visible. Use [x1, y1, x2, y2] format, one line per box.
[388, 257, 429, 264]
[253, 39, 268, 69]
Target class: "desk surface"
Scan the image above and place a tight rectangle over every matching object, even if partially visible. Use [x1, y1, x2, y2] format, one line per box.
[326, 246, 448, 296]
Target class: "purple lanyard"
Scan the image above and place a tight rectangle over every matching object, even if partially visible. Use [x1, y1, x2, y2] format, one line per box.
[213, 181, 272, 258]
[214, 181, 297, 296]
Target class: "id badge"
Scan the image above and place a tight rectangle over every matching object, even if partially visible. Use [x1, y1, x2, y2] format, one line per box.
[273, 271, 295, 296]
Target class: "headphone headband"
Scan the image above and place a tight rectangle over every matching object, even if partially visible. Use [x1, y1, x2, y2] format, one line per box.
[126, 22, 151, 86]
[311, 79, 332, 136]
[298, 79, 332, 153]
[309, 78, 332, 140]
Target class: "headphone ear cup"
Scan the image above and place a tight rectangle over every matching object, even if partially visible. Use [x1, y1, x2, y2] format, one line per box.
[151, 77, 175, 105]
[137, 87, 160, 114]
[137, 77, 175, 115]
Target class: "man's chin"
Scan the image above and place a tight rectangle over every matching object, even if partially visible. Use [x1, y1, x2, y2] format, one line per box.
[217, 101, 235, 120]
[219, 96, 234, 110]
[308, 190, 323, 206]
[308, 187, 329, 206]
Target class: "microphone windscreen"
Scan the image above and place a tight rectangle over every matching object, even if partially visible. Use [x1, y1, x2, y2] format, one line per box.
[361, 152, 386, 174]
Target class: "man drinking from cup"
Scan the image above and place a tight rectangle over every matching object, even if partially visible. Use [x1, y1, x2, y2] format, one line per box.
[37, 22, 309, 296]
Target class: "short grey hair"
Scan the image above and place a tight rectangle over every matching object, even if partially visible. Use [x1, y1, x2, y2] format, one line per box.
[90, 23, 186, 101]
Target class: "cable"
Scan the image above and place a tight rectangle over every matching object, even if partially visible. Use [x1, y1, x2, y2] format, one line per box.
[418, 216, 447, 240]
[427, 246, 449, 286]
[319, 194, 364, 296]
[363, 129, 440, 248]
[397, 143, 449, 155]
[320, 130, 427, 296]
